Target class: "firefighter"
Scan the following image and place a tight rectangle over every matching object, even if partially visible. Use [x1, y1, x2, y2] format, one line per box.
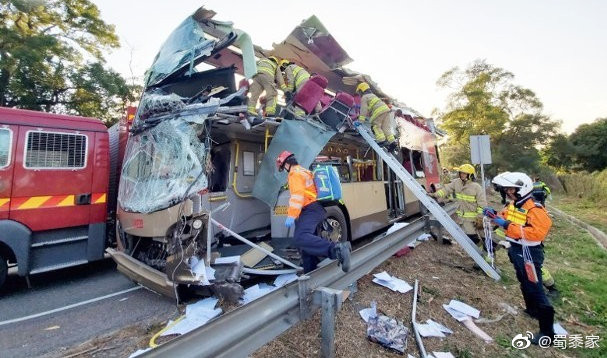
[355, 82, 397, 152]
[532, 176, 552, 206]
[276, 151, 351, 273]
[247, 56, 285, 118]
[484, 172, 555, 345]
[279, 60, 311, 117]
[431, 164, 487, 247]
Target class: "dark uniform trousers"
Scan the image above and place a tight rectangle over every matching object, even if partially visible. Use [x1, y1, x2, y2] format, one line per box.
[294, 201, 335, 273]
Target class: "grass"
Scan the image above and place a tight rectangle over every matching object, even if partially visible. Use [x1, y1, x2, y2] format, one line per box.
[543, 200, 607, 357]
[551, 195, 607, 234]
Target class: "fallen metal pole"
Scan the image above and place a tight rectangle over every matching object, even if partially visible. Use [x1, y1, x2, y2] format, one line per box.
[412, 279, 427, 358]
[211, 218, 302, 270]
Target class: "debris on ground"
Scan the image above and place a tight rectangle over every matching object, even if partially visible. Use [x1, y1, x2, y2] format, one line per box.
[160, 297, 222, 337]
[372, 271, 413, 293]
[366, 313, 409, 354]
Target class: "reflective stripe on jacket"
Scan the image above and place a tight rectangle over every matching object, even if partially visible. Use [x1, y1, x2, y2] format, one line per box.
[532, 181, 551, 195]
[256, 58, 285, 89]
[284, 64, 310, 93]
[287, 165, 318, 219]
[494, 198, 552, 243]
[358, 93, 390, 121]
[436, 178, 486, 221]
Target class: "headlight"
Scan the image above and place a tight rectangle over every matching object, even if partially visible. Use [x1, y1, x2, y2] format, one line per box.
[192, 218, 203, 230]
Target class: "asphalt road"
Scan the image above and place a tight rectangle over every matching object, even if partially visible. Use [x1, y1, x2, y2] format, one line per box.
[0, 259, 176, 358]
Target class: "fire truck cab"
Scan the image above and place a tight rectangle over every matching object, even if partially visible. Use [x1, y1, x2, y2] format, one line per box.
[0, 107, 110, 289]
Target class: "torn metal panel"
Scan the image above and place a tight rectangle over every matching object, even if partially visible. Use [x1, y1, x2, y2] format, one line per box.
[118, 118, 208, 214]
[252, 120, 336, 208]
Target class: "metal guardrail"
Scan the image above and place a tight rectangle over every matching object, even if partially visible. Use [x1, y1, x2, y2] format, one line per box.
[144, 205, 456, 358]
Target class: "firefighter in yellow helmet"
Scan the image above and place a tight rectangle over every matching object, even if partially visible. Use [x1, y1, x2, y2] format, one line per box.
[355, 82, 397, 152]
[247, 55, 286, 118]
[279, 60, 311, 117]
[431, 164, 487, 246]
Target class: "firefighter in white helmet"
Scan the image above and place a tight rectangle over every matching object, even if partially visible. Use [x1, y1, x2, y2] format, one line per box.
[484, 172, 555, 345]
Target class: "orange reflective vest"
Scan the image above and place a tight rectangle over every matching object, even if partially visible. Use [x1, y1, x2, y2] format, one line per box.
[495, 198, 552, 244]
[287, 165, 317, 219]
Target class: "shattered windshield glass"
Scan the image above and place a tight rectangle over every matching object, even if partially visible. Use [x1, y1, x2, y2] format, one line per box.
[118, 119, 208, 214]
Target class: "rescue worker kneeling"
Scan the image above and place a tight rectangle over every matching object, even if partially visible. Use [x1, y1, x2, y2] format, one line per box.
[484, 172, 555, 345]
[279, 60, 311, 117]
[355, 82, 397, 152]
[276, 151, 351, 273]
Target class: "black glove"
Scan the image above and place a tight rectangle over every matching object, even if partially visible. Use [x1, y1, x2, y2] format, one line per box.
[285, 91, 293, 102]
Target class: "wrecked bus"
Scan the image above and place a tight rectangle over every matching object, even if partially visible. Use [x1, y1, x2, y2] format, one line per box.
[108, 7, 441, 300]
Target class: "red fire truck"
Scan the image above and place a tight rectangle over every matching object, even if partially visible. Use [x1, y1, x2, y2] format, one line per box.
[0, 107, 132, 289]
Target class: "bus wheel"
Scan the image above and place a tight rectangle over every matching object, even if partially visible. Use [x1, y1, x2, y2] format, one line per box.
[0, 255, 7, 289]
[319, 206, 349, 243]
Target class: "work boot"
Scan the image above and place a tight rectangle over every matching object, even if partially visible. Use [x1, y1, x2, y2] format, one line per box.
[546, 285, 560, 300]
[332, 241, 352, 272]
[531, 305, 555, 346]
[386, 141, 398, 153]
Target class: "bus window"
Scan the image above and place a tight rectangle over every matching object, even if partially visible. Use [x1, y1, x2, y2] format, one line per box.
[209, 144, 230, 192]
[412, 150, 425, 178]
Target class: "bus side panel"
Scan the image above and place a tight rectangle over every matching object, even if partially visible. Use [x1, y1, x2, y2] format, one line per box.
[0, 124, 17, 220]
[10, 126, 95, 232]
[341, 182, 389, 239]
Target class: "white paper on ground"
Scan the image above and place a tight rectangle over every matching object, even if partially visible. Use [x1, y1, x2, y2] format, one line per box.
[407, 355, 416, 358]
[443, 304, 470, 322]
[433, 352, 455, 358]
[372, 271, 413, 294]
[273, 273, 298, 287]
[408, 241, 422, 249]
[359, 307, 374, 323]
[417, 233, 432, 241]
[447, 299, 480, 319]
[386, 222, 409, 235]
[186, 297, 219, 316]
[215, 255, 241, 264]
[414, 322, 446, 338]
[554, 322, 568, 335]
[162, 297, 222, 336]
[240, 283, 277, 304]
[426, 319, 453, 334]
[128, 348, 152, 358]
[191, 258, 210, 285]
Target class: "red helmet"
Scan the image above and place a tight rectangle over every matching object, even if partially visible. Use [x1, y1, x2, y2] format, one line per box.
[276, 150, 294, 171]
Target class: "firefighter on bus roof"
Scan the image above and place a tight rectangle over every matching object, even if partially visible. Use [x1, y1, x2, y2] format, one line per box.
[276, 150, 351, 273]
[279, 59, 311, 117]
[247, 56, 285, 118]
[355, 82, 397, 152]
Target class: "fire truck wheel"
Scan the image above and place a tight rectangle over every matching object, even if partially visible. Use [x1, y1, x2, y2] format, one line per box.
[319, 206, 349, 243]
[0, 255, 7, 289]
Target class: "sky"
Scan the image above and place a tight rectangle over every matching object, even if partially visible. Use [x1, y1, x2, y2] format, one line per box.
[93, 0, 607, 133]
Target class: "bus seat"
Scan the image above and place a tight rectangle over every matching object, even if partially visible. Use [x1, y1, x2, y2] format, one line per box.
[293, 75, 328, 114]
[318, 92, 355, 131]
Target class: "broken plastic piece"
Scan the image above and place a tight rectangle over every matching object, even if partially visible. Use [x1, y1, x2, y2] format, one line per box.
[366, 314, 409, 354]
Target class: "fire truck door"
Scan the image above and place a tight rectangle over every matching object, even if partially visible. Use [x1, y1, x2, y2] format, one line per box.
[0, 125, 16, 220]
[10, 127, 96, 232]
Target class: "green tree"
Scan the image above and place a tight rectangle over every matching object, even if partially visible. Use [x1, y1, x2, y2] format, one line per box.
[0, 0, 137, 124]
[436, 60, 558, 175]
[569, 118, 607, 172]
[541, 133, 576, 172]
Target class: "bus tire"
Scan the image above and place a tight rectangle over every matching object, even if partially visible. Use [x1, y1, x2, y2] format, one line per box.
[319, 206, 349, 243]
[0, 254, 7, 290]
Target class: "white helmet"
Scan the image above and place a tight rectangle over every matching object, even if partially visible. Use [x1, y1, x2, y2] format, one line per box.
[492, 172, 533, 197]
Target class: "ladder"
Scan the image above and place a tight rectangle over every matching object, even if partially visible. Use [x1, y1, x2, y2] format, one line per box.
[356, 125, 501, 280]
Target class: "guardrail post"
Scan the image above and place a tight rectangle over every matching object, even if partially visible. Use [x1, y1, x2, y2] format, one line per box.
[317, 287, 344, 358]
[347, 280, 358, 301]
[298, 275, 311, 320]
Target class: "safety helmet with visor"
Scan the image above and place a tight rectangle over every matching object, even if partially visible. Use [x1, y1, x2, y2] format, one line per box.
[276, 150, 294, 171]
[492, 172, 533, 197]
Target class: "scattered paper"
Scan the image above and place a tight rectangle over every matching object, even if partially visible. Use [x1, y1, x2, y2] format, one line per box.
[240, 283, 277, 305]
[191, 258, 211, 285]
[128, 348, 152, 358]
[433, 352, 455, 358]
[447, 299, 480, 319]
[408, 355, 417, 358]
[359, 302, 377, 323]
[417, 233, 432, 241]
[426, 319, 453, 334]
[215, 256, 241, 264]
[273, 273, 298, 287]
[414, 322, 446, 338]
[372, 271, 413, 294]
[162, 297, 222, 336]
[443, 304, 470, 322]
[554, 322, 568, 335]
[387, 222, 409, 235]
[408, 241, 422, 249]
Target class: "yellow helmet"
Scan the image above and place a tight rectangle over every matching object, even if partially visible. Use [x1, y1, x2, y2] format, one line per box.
[268, 56, 279, 63]
[356, 82, 370, 94]
[454, 163, 476, 175]
[279, 59, 290, 70]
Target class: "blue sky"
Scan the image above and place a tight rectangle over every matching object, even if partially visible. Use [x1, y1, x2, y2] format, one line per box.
[94, 0, 606, 133]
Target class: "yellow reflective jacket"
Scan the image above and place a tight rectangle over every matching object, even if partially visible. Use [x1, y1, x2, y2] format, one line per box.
[256, 58, 285, 89]
[359, 93, 390, 122]
[283, 64, 310, 93]
[436, 178, 486, 221]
